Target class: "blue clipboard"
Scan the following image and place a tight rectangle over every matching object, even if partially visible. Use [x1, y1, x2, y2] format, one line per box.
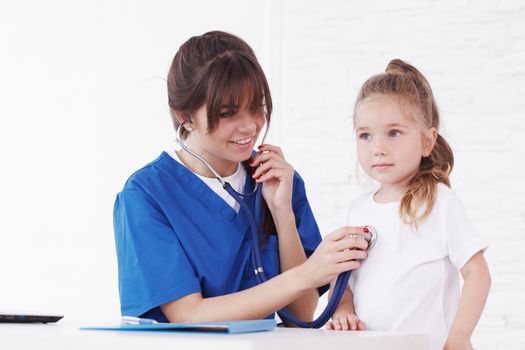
[80, 319, 276, 334]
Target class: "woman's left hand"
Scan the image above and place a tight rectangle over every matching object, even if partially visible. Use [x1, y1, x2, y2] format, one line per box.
[250, 144, 294, 213]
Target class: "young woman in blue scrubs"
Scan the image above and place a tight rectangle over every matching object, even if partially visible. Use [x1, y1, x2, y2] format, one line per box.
[113, 31, 369, 324]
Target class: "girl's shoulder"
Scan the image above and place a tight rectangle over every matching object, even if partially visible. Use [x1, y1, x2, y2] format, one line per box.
[430, 184, 476, 227]
[434, 183, 464, 207]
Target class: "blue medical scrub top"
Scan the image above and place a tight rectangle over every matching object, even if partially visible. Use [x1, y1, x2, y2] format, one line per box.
[114, 152, 326, 322]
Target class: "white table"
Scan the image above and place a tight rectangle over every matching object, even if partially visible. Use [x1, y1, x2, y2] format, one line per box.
[1, 323, 431, 350]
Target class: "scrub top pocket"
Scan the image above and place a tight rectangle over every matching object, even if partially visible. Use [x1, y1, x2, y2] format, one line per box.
[261, 234, 280, 277]
[242, 234, 280, 287]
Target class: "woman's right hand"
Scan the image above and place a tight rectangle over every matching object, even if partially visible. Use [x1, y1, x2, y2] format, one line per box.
[301, 226, 369, 289]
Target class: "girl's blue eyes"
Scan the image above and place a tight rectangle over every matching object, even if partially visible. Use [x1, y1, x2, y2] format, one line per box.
[358, 130, 401, 140]
[389, 130, 401, 137]
[359, 133, 371, 141]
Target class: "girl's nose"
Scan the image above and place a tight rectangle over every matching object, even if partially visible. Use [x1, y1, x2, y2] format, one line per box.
[372, 139, 388, 156]
[373, 148, 387, 156]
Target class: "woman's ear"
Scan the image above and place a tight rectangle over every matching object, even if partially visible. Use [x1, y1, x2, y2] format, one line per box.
[422, 127, 438, 157]
[174, 112, 187, 125]
[171, 110, 194, 128]
[182, 115, 194, 132]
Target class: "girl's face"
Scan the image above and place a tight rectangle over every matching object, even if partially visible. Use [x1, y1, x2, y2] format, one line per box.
[354, 95, 436, 193]
[184, 100, 266, 176]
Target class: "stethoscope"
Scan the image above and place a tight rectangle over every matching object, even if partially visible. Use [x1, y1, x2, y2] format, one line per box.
[176, 123, 377, 328]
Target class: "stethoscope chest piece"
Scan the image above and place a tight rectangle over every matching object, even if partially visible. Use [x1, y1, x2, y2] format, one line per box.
[364, 225, 378, 249]
[347, 225, 378, 250]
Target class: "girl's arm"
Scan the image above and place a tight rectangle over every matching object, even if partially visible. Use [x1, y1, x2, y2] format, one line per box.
[445, 251, 491, 349]
[325, 282, 366, 330]
[161, 227, 369, 323]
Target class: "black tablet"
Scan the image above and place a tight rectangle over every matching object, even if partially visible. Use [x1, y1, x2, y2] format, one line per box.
[0, 310, 63, 324]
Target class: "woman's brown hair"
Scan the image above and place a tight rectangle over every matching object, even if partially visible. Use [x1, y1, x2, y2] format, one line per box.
[167, 31, 272, 138]
[355, 59, 454, 227]
[167, 31, 275, 242]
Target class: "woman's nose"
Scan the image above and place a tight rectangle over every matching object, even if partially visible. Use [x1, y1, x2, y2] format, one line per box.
[238, 112, 258, 133]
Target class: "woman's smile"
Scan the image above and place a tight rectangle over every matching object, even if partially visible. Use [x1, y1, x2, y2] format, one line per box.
[228, 136, 256, 151]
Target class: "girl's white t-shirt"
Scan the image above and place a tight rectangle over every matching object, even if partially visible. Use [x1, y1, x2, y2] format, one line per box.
[347, 183, 488, 350]
[169, 150, 247, 212]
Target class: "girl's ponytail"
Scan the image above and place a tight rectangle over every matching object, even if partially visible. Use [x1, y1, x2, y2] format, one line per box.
[400, 134, 454, 226]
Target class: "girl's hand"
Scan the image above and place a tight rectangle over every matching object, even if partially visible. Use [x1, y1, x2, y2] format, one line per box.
[325, 286, 365, 331]
[444, 335, 473, 350]
[326, 312, 366, 331]
[301, 226, 369, 288]
[250, 144, 294, 213]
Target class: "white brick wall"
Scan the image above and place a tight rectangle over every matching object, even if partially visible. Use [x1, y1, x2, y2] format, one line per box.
[270, 1, 525, 348]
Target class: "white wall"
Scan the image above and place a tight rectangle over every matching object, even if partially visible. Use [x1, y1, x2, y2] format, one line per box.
[0, 0, 270, 323]
[1, 1, 523, 348]
[273, 1, 525, 349]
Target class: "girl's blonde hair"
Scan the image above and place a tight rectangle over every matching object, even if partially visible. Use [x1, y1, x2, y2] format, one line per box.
[355, 59, 454, 227]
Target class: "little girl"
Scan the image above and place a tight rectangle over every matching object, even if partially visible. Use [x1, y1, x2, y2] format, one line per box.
[326, 59, 491, 350]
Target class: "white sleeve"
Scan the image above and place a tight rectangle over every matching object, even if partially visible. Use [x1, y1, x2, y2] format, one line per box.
[445, 192, 488, 270]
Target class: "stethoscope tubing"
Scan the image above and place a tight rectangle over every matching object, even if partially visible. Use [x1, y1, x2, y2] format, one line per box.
[176, 122, 260, 196]
[225, 183, 351, 328]
[176, 126, 374, 328]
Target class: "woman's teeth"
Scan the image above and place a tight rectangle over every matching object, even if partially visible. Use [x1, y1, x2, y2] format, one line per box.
[233, 138, 251, 145]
